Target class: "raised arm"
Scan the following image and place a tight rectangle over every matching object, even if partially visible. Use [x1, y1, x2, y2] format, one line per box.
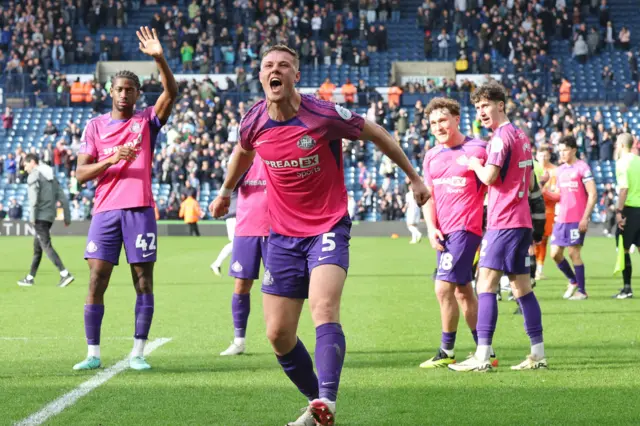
[360, 119, 430, 205]
[137, 26, 178, 123]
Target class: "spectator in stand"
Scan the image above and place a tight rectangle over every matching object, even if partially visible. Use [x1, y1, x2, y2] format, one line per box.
[7, 198, 23, 220]
[2, 107, 13, 136]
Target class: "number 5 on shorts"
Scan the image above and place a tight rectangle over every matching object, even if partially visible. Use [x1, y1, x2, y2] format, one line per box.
[570, 228, 580, 242]
[322, 232, 336, 252]
[136, 233, 157, 252]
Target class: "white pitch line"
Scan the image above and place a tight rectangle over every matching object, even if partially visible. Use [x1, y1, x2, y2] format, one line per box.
[14, 337, 172, 426]
[0, 337, 133, 341]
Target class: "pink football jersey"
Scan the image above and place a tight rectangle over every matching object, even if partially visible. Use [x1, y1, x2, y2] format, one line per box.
[555, 160, 594, 223]
[485, 122, 533, 230]
[80, 107, 162, 214]
[239, 94, 364, 237]
[423, 137, 488, 236]
[235, 152, 270, 237]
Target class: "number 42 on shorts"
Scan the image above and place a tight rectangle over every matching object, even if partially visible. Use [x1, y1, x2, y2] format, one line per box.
[136, 233, 157, 252]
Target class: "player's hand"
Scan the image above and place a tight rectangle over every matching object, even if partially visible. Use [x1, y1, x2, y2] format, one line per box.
[616, 212, 626, 230]
[428, 228, 445, 251]
[209, 196, 230, 219]
[410, 179, 430, 206]
[578, 218, 589, 233]
[467, 156, 484, 170]
[109, 147, 137, 164]
[137, 26, 163, 58]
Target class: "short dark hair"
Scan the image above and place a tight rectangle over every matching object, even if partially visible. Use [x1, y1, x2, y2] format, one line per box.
[261, 44, 300, 70]
[560, 135, 578, 150]
[425, 97, 461, 117]
[111, 70, 141, 90]
[470, 81, 507, 105]
[25, 153, 39, 164]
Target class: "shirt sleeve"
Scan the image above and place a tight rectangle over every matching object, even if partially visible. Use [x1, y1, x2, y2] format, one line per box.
[616, 159, 629, 189]
[79, 121, 98, 158]
[324, 103, 365, 142]
[581, 163, 594, 184]
[138, 106, 163, 133]
[486, 132, 510, 168]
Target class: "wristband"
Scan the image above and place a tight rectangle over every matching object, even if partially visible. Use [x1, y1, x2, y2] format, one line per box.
[219, 187, 233, 197]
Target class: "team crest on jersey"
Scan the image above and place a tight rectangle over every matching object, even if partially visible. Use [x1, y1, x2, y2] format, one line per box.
[297, 135, 316, 150]
[335, 104, 352, 120]
[456, 155, 469, 166]
[130, 122, 142, 133]
[231, 261, 243, 273]
[86, 241, 98, 253]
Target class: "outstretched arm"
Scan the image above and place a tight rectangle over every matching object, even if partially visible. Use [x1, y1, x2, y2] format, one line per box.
[137, 26, 178, 123]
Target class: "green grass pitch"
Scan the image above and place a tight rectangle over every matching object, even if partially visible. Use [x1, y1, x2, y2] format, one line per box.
[1, 235, 639, 425]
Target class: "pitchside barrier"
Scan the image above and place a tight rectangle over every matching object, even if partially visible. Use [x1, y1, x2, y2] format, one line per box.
[0, 220, 610, 238]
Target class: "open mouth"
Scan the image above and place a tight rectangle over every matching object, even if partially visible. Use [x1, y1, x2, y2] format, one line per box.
[269, 77, 282, 92]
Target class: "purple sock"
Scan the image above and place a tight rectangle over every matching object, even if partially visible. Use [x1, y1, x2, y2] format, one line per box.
[276, 338, 319, 401]
[574, 264, 585, 293]
[517, 292, 543, 345]
[134, 293, 154, 340]
[471, 330, 478, 346]
[84, 304, 104, 345]
[316, 323, 346, 402]
[135, 294, 143, 317]
[232, 293, 250, 338]
[476, 293, 498, 346]
[441, 331, 456, 350]
[556, 259, 577, 284]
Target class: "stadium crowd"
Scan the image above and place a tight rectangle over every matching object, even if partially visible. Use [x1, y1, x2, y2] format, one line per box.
[1, 0, 640, 222]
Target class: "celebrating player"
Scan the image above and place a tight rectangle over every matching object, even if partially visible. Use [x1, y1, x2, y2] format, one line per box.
[545, 136, 597, 300]
[614, 133, 640, 299]
[215, 151, 269, 356]
[534, 146, 557, 280]
[419, 98, 496, 369]
[210, 45, 429, 426]
[449, 81, 547, 372]
[72, 27, 178, 371]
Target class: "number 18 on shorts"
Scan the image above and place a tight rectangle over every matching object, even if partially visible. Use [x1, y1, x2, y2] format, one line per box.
[436, 231, 483, 285]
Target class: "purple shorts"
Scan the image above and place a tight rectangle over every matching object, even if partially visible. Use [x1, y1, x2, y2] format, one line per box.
[478, 228, 532, 275]
[262, 216, 351, 299]
[84, 207, 157, 265]
[551, 222, 585, 247]
[229, 236, 269, 280]
[435, 231, 483, 285]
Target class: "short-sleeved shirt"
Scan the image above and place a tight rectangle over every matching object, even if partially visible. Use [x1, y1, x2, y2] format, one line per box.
[555, 160, 594, 223]
[423, 137, 488, 236]
[239, 94, 365, 237]
[79, 106, 162, 214]
[235, 152, 270, 237]
[616, 153, 640, 207]
[485, 122, 533, 230]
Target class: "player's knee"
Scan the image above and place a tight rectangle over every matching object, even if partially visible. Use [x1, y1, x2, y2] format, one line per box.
[454, 286, 474, 304]
[435, 283, 454, 303]
[310, 299, 339, 324]
[568, 248, 582, 264]
[88, 270, 110, 295]
[266, 325, 295, 350]
[234, 279, 253, 294]
[136, 276, 153, 293]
